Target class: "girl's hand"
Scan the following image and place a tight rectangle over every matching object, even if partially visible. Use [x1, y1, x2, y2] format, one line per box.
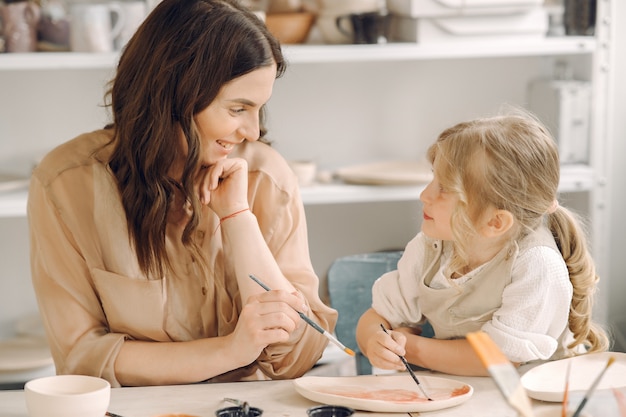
[228, 290, 306, 363]
[365, 327, 407, 371]
[197, 158, 249, 218]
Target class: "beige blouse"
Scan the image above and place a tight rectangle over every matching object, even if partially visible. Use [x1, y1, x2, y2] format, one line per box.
[28, 129, 337, 387]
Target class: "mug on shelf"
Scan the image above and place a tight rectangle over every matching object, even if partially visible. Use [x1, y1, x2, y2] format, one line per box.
[113, 0, 147, 50]
[0, 0, 41, 52]
[315, 0, 381, 44]
[69, 2, 125, 52]
[335, 10, 390, 44]
[38, 0, 71, 50]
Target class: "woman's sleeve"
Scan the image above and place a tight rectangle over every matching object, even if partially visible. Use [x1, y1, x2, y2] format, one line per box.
[482, 246, 572, 363]
[371, 234, 425, 329]
[28, 172, 126, 387]
[250, 180, 338, 379]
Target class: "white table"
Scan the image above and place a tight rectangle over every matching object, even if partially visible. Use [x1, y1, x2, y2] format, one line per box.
[0, 372, 619, 417]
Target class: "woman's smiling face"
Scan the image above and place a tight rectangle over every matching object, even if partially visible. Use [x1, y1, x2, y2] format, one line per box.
[175, 63, 277, 174]
[197, 63, 277, 164]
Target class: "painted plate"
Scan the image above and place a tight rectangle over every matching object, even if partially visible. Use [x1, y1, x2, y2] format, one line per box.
[293, 374, 473, 412]
[521, 352, 626, 402]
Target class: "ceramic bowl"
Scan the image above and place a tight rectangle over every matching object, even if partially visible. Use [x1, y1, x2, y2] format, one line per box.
[265, 11, 316, 44]
[24, 374, 111, 417]
[288, 160, 317, 186]
[306, 405, 355, 417]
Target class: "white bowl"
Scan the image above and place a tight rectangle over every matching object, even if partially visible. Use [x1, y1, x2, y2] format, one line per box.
[24, 374, 111, 417]
[288, 160, 317, 186]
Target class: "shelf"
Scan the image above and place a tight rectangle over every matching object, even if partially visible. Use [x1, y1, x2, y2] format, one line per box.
[300, 164, 594, 205]
[0, 52, 119, 71]
[0, 37, 596, 71]
[0, 164, 594, 217]
[300, 183, 426, 205]
[283, 37, 596, 63]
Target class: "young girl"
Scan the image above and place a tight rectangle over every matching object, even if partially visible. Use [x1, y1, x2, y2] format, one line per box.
[355, 110, 609, 376]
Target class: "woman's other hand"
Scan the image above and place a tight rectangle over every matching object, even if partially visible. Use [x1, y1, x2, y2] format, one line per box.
[197, 157, 249, 217]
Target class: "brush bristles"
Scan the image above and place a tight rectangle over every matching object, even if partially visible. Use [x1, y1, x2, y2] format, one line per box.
[466, 331, 510, 367]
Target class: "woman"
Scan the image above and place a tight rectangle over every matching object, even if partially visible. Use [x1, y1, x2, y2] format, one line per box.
[28, 0, 336, 387]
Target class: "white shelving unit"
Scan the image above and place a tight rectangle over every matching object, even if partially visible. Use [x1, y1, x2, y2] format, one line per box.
[0, 1, 614, 331]
[0, 36, 602, 215]
[0, 37, 596, 70]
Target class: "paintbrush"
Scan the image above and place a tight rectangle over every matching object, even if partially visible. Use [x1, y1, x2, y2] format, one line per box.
[466, 331, 534, 417]
[380, 324, 433, 401]
[571, 355, 616, 417]
[248, 274, 355, 356]
[562, 361, 571, 417]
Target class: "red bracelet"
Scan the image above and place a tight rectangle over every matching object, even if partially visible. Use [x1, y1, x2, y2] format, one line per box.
[220, 208, 250, 224]
[214, 208, 250, 234]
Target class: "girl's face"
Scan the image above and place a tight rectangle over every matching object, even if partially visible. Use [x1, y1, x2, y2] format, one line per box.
[189, 64, 277, 168]
[419, 163, 458, 241]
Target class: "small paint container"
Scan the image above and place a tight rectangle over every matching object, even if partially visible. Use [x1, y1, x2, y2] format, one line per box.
[215, 406, 263, 416]
[306, 405, 355, 417]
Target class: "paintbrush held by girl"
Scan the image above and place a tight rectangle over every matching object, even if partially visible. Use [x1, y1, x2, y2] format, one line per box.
[355, 109, 609, 377]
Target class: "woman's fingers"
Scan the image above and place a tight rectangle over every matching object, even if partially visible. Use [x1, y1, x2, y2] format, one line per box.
[234, 291, 304, 351]
[195, 158, 249, 213]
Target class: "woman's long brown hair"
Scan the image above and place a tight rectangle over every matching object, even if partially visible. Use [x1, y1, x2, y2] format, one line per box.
[105, 0, 286, 279]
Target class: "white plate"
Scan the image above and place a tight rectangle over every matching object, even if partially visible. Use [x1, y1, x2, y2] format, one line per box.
[0, 336, 53, 372]
[521, 352, 626, 402]
[293, 374, 473, 412]
[335, 160, 433, 186]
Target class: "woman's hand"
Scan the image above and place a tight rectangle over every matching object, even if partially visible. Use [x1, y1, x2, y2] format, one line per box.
[197, 158, 249, 218]
[227, 289, 307, 363]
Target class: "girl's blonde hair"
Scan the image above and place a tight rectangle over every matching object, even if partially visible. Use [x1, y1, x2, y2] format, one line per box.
[427, 109, 609, 355]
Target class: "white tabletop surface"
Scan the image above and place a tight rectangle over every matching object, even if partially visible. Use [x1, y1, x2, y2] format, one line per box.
[2, 371, 617, 417]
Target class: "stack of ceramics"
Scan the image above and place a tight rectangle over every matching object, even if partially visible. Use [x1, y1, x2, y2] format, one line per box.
[386, 0, 549, 43]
